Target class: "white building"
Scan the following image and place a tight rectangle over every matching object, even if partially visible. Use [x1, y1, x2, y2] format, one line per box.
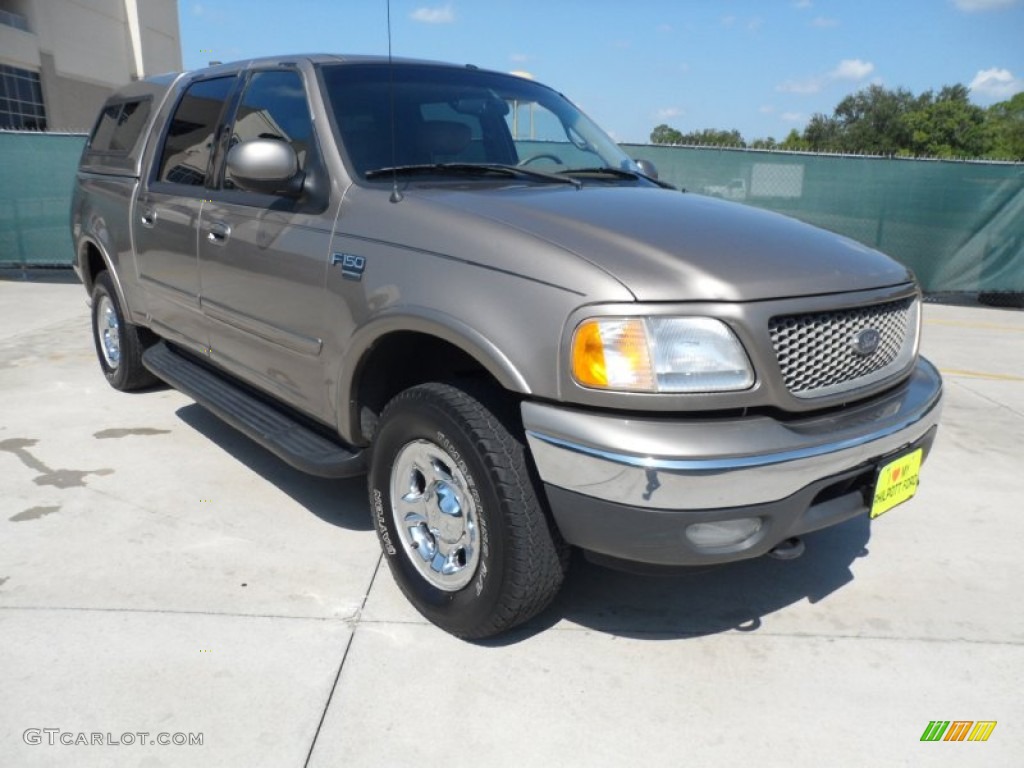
[0, 0, 181, 131]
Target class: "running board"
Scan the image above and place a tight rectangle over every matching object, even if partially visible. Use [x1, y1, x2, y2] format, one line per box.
[143, 341, 366, 478]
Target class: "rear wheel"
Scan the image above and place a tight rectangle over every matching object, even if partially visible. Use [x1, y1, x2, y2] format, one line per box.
[368, 382, 567, 639]
[91, 271, 157, 391]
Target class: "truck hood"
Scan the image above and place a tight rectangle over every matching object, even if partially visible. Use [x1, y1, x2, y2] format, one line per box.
[417, 185, 913, 302]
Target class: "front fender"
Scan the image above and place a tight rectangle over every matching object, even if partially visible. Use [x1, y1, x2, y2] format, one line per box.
[334, 306, 532, 441]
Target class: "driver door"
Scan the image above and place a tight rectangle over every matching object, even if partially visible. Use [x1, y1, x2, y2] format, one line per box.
[197, 67, 334, 420]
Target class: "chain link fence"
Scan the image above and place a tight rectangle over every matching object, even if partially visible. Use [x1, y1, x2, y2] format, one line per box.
[2, 132, 1022, 305]
[0, 131, 86, 271]
[623, 143, 1024, 305]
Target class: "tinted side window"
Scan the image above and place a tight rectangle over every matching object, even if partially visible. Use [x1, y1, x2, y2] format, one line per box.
[225, 70, 313, 189]
[90, 104, 122, 150]
[157, 76, 236, 186]
[90, 100, 150, 153]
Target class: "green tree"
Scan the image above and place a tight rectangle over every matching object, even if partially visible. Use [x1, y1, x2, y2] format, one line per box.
[649, 124, 746, 146]
[779, 128, 809, 151]
[647, 83, 1019, 158]
[650, 123, 684, 144]
[675, 128, 746, 146]
[986, 92, 1024, 160]
[830, 84, 919, 154]
[803, 113, 841, 151]
[902, 85, 989, 158]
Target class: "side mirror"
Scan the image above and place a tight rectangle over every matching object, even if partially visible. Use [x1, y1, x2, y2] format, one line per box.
[225, 139, 303, 195]
[634, 158, 659, 180]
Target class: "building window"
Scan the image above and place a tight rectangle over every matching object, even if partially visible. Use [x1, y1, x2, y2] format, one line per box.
[0, 64, 46, 130]
[0, 8, 31, 32]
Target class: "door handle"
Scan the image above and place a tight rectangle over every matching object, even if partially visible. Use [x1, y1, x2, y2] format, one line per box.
[139, 208, 156, 227]
[206, 221, 231, 244]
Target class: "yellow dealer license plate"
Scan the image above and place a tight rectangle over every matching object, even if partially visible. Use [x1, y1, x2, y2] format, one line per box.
[870, 448, 923, 519]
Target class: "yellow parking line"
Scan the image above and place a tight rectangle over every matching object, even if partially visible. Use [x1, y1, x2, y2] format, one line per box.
[925, 319, 1024, 333]
[940, 368, 1024, 382]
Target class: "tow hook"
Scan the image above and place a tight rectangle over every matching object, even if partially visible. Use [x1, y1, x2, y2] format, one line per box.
[768, 536, 805, 560]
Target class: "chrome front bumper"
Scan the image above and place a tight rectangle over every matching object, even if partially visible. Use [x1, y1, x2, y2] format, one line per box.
[522, 357, 943, 565]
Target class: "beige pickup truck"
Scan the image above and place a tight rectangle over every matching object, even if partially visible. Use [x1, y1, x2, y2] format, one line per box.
[72, 55, 942, 638]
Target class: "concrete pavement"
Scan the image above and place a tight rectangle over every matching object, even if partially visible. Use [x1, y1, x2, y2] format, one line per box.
[1, 276, 1022, 767]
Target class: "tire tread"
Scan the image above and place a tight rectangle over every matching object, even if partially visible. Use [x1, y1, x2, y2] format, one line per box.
[377, 382, 567, 639]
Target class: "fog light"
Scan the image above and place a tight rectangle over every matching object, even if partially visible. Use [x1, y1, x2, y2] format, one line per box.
[685, 518, 762, 548]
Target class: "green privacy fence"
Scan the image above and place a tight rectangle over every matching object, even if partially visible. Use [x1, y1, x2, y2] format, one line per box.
[622, 143, 1024, 297]
[2, 131, 1022, 298]
[0, 131, 86, 268]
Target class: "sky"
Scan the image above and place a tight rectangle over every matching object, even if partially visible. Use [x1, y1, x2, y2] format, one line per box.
[178, 0, 1024, 144]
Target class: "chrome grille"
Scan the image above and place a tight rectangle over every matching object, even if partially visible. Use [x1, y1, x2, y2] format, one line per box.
[769, 297, 917, 398]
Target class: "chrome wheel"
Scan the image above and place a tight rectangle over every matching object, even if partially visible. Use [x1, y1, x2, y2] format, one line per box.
[96, 294, 121, 369]
[369, 383, 567, 638]
[390, 439, 480, 591]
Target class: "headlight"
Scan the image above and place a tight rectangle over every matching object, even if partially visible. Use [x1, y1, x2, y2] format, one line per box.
[571, 317, 754, 393]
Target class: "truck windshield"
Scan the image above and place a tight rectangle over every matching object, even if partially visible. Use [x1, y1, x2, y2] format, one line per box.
[319, 62, 637, 181]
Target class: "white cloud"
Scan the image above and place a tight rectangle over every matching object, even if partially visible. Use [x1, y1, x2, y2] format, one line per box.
[781, 112, 805, 122]
[777, 58, 874, 94]
[509, 53, 530, 63]
[777, 77, 825, 94]
[952, 0, 1020, 11]
[969, 67, 1023, 99]
[411, 3, 455, 24]
[811, 16, 839, 27]
[655, 107, 684, 120]
[192, 3, 204, 15]
[793, 0, 813, 8]
[759, 105, 776, 114]
[831, 59, 874, 80]
[657, 23, 673, 33]
[721, 14, 763, 32]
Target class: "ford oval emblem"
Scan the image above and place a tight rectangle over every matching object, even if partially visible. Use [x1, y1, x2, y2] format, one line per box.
[850, 328, 881, 356]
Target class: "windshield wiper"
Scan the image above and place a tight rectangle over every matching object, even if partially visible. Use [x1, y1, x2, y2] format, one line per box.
[365, 163, 581, 188]
[558, 166, 677, 189]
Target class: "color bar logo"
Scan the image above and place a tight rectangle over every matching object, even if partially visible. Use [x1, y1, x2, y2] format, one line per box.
[920, 721, 997, 742]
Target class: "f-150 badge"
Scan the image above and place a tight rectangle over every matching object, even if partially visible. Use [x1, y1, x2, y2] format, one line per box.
[332, 252, 366, 281]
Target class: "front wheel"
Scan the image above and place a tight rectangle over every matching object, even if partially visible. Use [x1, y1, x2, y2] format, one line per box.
[368, 383, 567, 639]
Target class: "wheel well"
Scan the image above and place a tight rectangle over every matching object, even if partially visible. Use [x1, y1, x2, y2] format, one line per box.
[83, 242, 107, 293]
[352, 332, 512, 442]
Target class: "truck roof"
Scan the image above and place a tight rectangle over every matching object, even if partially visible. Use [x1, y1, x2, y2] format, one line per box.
[80, 54, 507, 178]
[131, 53, 483, 89]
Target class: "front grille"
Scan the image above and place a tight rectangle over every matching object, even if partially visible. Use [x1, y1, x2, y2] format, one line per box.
[769, 297, 917, 398]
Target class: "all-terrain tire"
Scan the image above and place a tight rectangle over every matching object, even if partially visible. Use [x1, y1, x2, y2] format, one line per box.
[368, 382, 567, 639]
